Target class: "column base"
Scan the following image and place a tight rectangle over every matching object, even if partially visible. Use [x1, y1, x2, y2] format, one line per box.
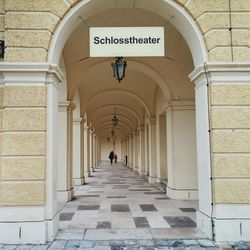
[212, 204, 250, 241]
[166, 186, 198, 200]
[196, 210, 213, 240]
[133, 166, 138, 172]
[73, 177, 85, 186]
[148, 176, 158, 184]
[0, 213, 59, 244]
[57, 188, 74, 202]
[139, 170, 147, 176]
[84, 171, 91, 177]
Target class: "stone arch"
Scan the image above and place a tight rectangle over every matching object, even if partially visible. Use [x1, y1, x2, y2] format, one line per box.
[48, 0, 207, 66]
[91, 104, 142, 126]
[83, 89, 152, 117]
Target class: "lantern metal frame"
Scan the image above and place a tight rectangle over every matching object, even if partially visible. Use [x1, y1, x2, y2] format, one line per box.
[111, 57, 127, 83]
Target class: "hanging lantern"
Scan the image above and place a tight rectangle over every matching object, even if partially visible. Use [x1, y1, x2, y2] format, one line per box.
[111, 57, 127, 83]
[112, 107, 118, 127]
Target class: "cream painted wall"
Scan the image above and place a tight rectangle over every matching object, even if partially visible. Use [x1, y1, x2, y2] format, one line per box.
[101, 138, 122, 162]
[159, 114, 167, 180]
[166, 103, 198, 199]
[173, 109, 197, 188]
[101, 140, 114, 162]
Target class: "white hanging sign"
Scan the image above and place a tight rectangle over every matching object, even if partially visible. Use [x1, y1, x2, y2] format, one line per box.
[89, 27, 165, 57]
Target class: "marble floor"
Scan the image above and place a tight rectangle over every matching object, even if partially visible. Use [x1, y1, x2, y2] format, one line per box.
[57, 162, 205, 241]
[2, 162, 245, 249]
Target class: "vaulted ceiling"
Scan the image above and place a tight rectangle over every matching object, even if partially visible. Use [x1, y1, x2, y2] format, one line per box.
[62, 7, 194, 141]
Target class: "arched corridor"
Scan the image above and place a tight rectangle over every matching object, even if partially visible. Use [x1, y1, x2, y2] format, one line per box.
[54, 3, 201, 241]
[1, 0, 250, 246]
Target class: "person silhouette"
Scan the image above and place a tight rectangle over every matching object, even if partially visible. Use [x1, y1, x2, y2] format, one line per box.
[109, 150, 114, 164]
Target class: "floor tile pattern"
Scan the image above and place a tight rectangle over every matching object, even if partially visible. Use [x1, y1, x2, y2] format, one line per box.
[57, 162, 201, 240]
[0, 163, 248, 249]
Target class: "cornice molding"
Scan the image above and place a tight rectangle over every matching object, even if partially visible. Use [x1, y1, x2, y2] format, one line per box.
[164, 100, 195, 111]
[0, 63, 64, 86]
[73, 117, 82, 123]
[189, 63, 250, 85]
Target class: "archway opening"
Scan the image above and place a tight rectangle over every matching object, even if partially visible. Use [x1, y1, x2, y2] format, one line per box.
[51, 0, 210, 241]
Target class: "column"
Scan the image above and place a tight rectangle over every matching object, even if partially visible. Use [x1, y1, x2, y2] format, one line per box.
[156, 114, 168, 184]
[165, 101, 197, 200]
[0, 65, 62, 244]
[88, 128, 93, 174]
[57, 101, 74, 202]
[92, 133, 96, 170]
[121, 140, 124, 163]
[127, 136, 131, 167]
[83, 121, 91, 177]
[145, 123, 149, 176]
[125, 138, 129, 166]
[189, 64, 250, 241]
[148, 117, 157, 183]
[133, 130, 139, 172]
[139, 125, 146, 176]
[130, 134, 134, 169]
[97, 139, 101, 165]
[72, 117, 85, 186]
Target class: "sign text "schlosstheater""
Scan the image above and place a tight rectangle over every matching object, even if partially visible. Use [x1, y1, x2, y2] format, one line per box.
[93, 36, 161, 45]
[90, 27, 165, 57]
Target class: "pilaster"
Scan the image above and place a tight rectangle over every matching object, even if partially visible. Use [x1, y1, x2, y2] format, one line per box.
[190, 63, 250, 241]
[139, 125, 146, 176]
[165, 101, 198, 200]
[72, 117, 85, 186]
[147, 116, 157, 184]
[83, 121, 91, 177]
[57, 101, 75, 202]
[0, 63, 63, 244]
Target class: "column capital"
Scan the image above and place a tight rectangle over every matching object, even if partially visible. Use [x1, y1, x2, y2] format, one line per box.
[67, 102, 76, 112]
[148, 116, 156, 125]
[164, 101, 195, 111]
[0, 63, 65, 89]
[84, 124, 89, 130]
[73, 117, 82, 123]
[189, 63, 250, 89]
[58, 101, 70, 112]
[140, 125, 145, 132]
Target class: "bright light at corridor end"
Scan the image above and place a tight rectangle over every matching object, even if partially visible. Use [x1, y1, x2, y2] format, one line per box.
[111, 57, 127, 83]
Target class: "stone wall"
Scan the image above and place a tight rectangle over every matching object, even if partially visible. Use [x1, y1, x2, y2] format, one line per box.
[0, 0, 248, 62]
[211, 84, 250, 203]
[0, 86, 47, 206]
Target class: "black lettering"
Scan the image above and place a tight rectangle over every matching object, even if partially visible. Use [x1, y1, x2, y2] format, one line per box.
[94, 37, 100, 44]
[151, 38, 157, 44]
[93, 36, 161, 45]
